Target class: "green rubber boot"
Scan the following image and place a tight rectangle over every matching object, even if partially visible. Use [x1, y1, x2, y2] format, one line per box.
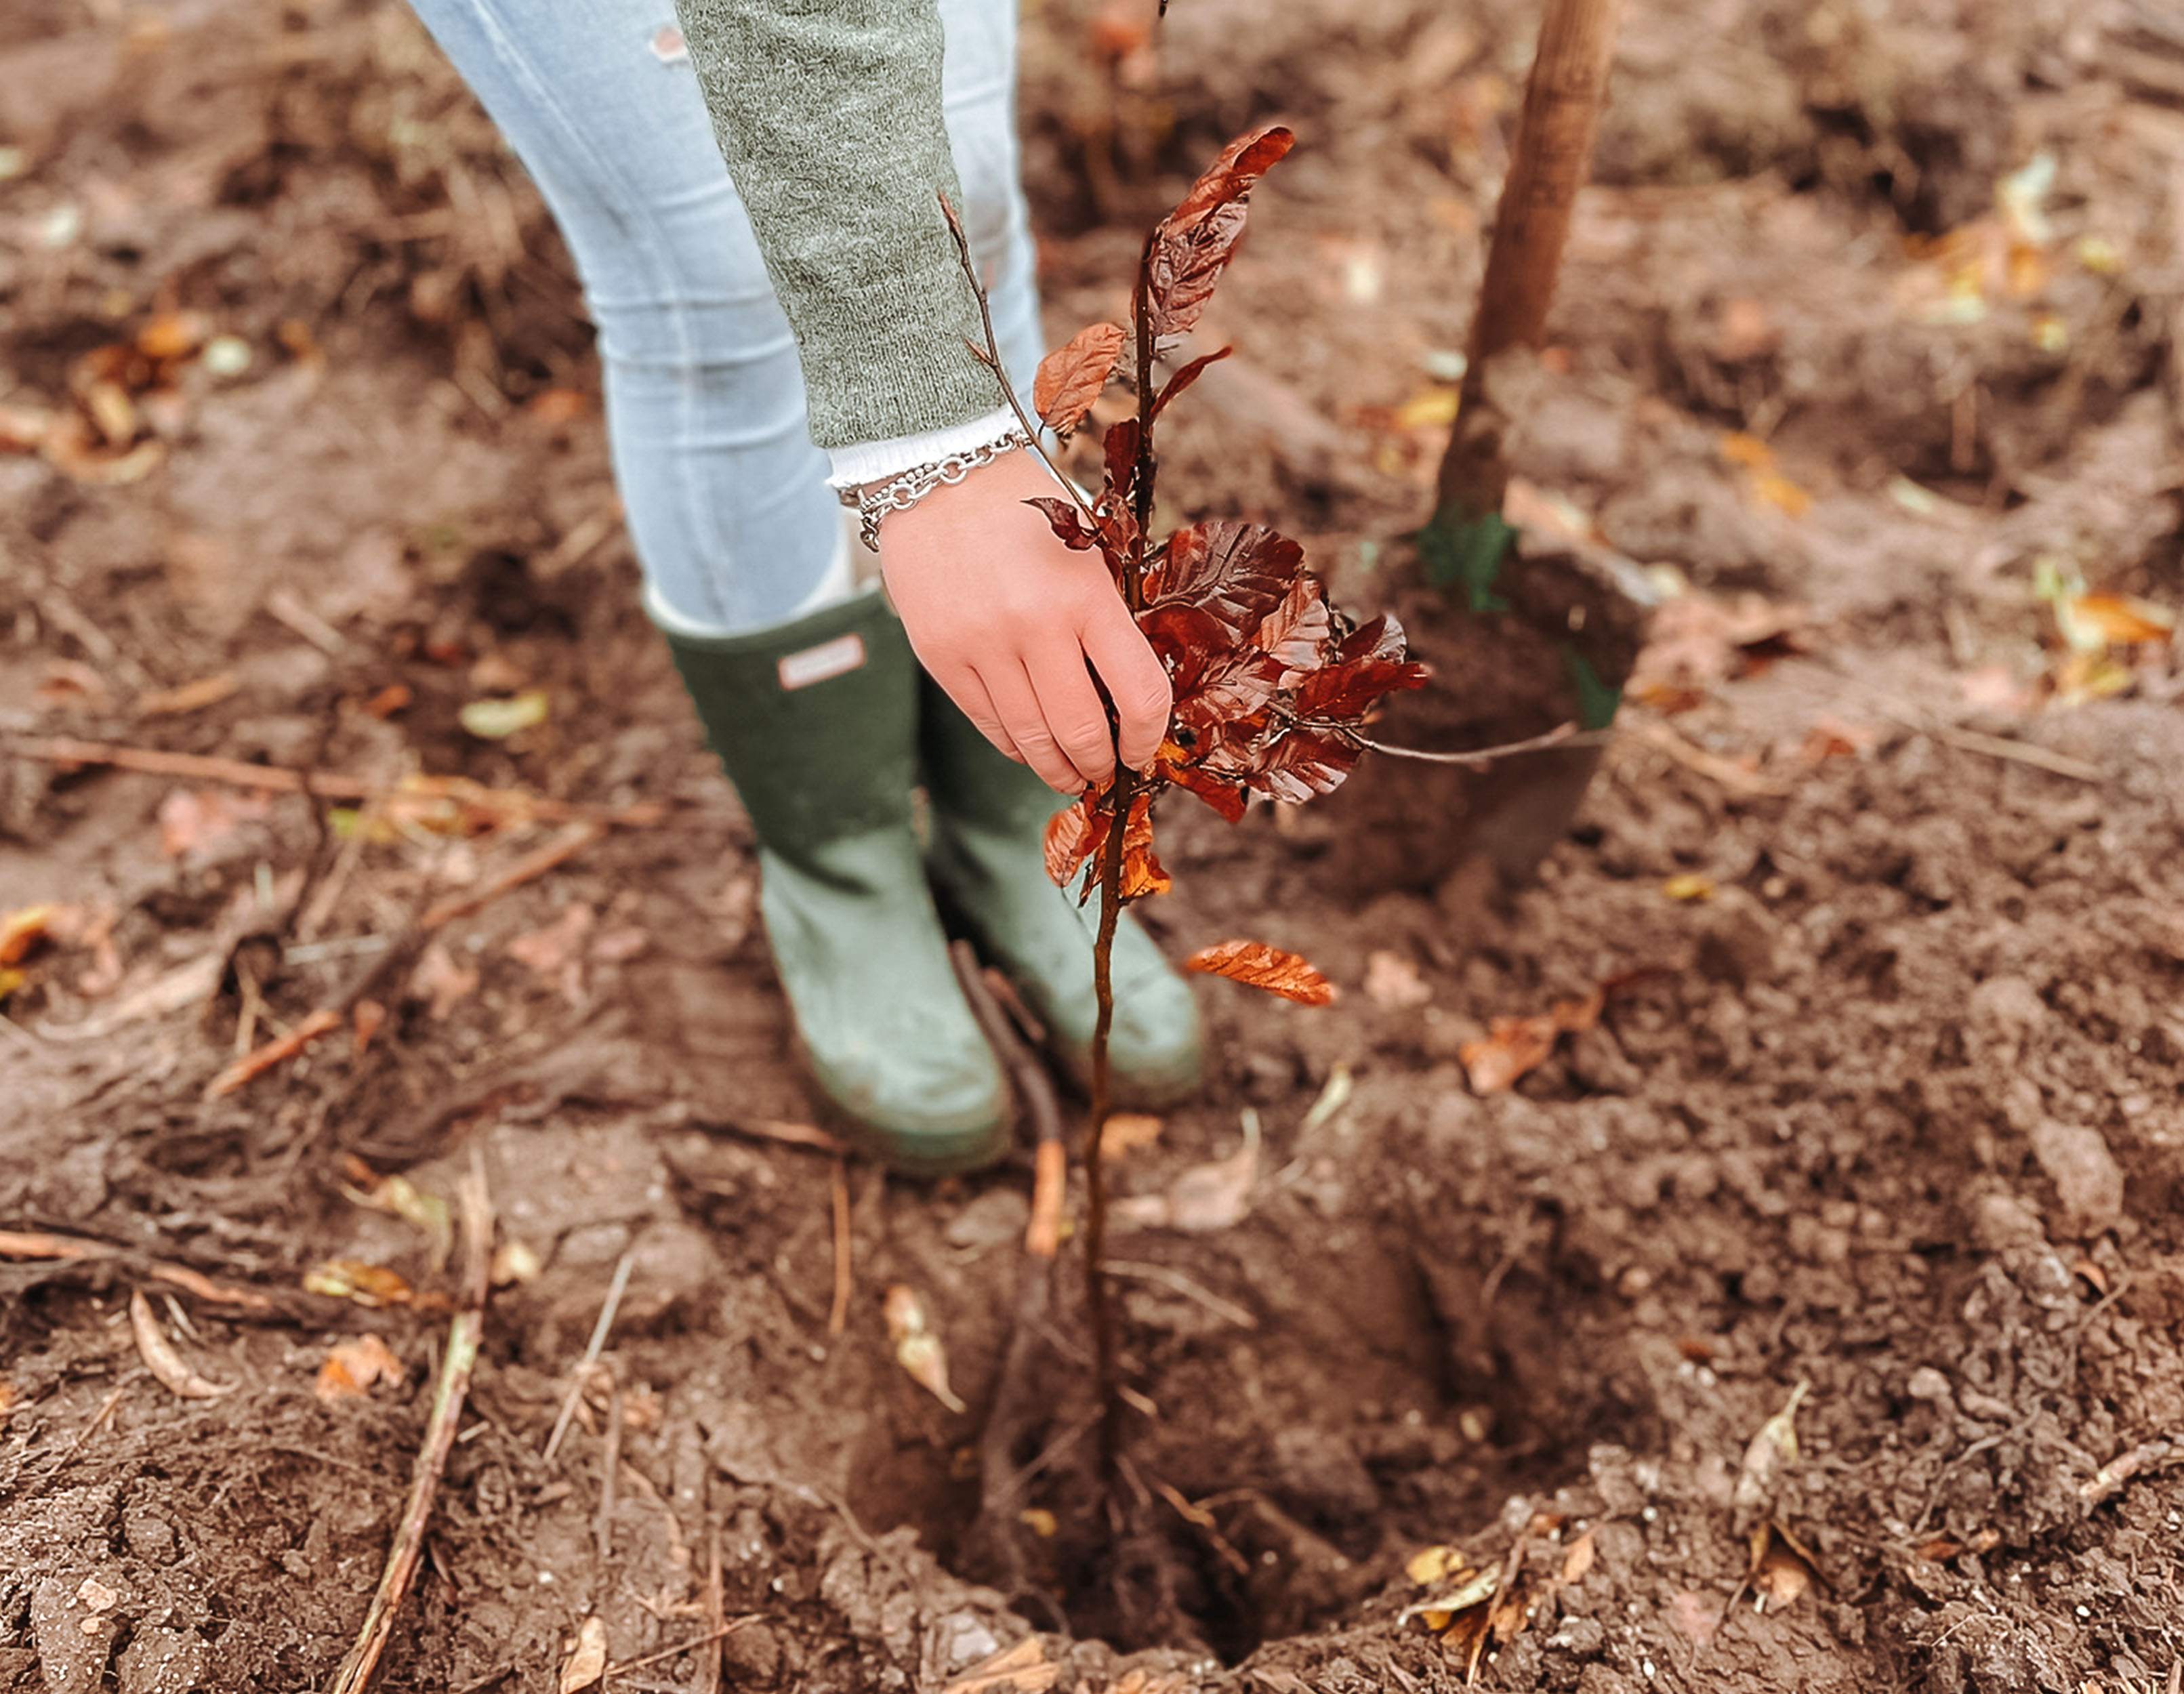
[663, 592, 1010, 1176]
[918, 673, 1205, 1107]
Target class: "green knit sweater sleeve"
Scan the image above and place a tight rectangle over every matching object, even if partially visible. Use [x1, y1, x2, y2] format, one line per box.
[670, 0, 1007, 450]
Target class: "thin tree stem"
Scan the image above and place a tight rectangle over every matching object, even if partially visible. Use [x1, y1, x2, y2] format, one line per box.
[1128, 237, 1159, 615]
[938, 192, 1099, 529]
[1083, 768, 1134, 1489]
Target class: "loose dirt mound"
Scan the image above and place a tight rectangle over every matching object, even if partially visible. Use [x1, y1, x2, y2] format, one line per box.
[5, 0, 2183, 1691]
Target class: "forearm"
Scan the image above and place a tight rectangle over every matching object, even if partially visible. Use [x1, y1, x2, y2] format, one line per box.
[672, 0, 1006, 449]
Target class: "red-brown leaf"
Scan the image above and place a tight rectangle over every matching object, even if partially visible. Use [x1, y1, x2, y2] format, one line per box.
[1251, 575, 1332, 672]
[1184, 939, 1336, 1006]
[1033, 322, 1127, 433]
[1145, 127, 1296, 342]
[1159, 746, 1250, 822]
[1044, 794, 1103, 888]
[1151, 346, 1233, 421]
[1140, 520, 1303, 638]
[1459, 989, 1605, 1094]
[1025, 496, 1101, 551]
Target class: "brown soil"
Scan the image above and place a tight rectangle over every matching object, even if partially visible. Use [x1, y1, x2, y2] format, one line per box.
[5, 0, 2184, 1691]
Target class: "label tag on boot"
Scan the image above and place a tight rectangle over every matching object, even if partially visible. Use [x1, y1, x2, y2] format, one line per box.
[777, 633, 866, 692]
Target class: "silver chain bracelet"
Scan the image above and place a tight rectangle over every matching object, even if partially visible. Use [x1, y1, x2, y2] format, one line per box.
[840, 428, 1031, 552]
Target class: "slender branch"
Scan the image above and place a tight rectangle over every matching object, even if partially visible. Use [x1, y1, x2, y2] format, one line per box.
[1269, 707, 1607, 767]
[1083, 768, 1136, 1489]
[1127, 236, 1159, 615]
[329, 1146, 493, 1694]
[936, 192, 1099, 529]
[1344, 720, 1609, 766]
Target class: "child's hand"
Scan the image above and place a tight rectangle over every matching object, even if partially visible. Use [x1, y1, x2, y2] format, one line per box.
[878, 451, 1172, 793]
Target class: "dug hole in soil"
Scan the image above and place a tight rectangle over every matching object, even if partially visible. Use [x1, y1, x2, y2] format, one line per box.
[4, 0, 2184, 1689]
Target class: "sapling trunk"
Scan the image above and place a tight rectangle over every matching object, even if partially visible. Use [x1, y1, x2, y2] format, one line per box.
[1435, 0, 1624, 556]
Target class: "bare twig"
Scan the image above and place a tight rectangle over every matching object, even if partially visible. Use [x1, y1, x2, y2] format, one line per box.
[0, 1229, 272, 1311]
[5, 737, 664, 827]
[828, 1159, 852, 1340]
[421, 820, 604, 930]
[1331, 718, 1606, 766]
[1630, 718, 1793, 798]
[711, 1117, 846, 1157]
[1887, 711, 2106, 783]
[595, 1377, 623, 1563]
[1103, 1261, 1256, 1329]
[1084, 768, 1136, 1490]
[329, 1145, 493, 1694]
[936, 192, 1098, 528]
[602, 1620, 757, 1683]
[699, 1522, 725, 1694]
[544, 1248, 635, 1464]
[204, 1008, 342, 1098]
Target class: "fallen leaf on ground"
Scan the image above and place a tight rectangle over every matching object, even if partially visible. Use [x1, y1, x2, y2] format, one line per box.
[459, 688, 550, 740]
[1184, 939, 1336, 1005]
[1628, 590, 1808, 699]
[1407, 1544, 1468, 1585]
[341, 1160, 453, 1270]
[559, 1615, 608, 1693]
[303, 1260, 418, 1308]
[1098, 1113, 1164, 1159]
[1364, 949, 1433, 1009]
[37, 659, 110, 709]
[0, 905, 59, 966]
[528, 388, 590, 424]
[1113, 1107, 1261, 1232]
[1662, 873, 1714, 902]
[352, 998, 386, 1054]
[941, 1636, 1058, 1694]
[409, 941, 480, 1019]
[491, 1239, 543, 1285]
[314, 1334, 403, 1403]
[2056, 591, 2173, 651]
[1750, 1524, 1815, 1612]
[1460, 988, 1605, 1094]
[508, 903, 595, 1004]
[1562, 1527, 1597, 1584]
[1668, 1589, 1719, 1645]
[129, 1288, 234, 1400]
[1798, 716, 1876, 764]
[883, 1284, 966, 1413]
[157, 788, 271, 859]
[1734, 1380, 1811, 1521]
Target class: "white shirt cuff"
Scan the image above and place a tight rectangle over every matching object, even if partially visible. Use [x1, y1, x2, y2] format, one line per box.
[825, 407, 1023, 490]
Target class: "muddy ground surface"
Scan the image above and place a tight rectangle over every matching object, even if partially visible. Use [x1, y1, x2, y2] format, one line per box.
[4, 0, 2184, 1689]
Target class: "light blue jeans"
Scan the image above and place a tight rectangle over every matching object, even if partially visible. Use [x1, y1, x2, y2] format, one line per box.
[406, 0, 1044, 634]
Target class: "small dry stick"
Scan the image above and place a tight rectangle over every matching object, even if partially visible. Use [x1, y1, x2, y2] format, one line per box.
[936, 194, 1100, 531]
[421, 819, 604, 930]
[1082, 767, 1137, 1488]
[205, 1007, 342, 1098]
[699, 1522, 726, 1694]
[602, 1619, 757, 1684]
[827, 1159, 852, 1340]
[543, 1247, 635, 1464]
[5, 737, 663, 827]
[329, 1145, 493, 1694]
[1887, 711, 2105, 783]
[595, 1377, 623, 1563]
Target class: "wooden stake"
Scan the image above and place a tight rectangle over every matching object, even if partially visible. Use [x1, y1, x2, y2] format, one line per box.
[1437, 0, 1625, 531]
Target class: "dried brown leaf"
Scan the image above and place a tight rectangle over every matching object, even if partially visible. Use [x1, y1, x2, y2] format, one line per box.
[883, 1283, 966, 1413]
[1458, 989, 1603, 1094]
[1033, 321, 1126, 432]
[1184, 940, 1336, 1005]
[314, 1334, 403, 1404]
